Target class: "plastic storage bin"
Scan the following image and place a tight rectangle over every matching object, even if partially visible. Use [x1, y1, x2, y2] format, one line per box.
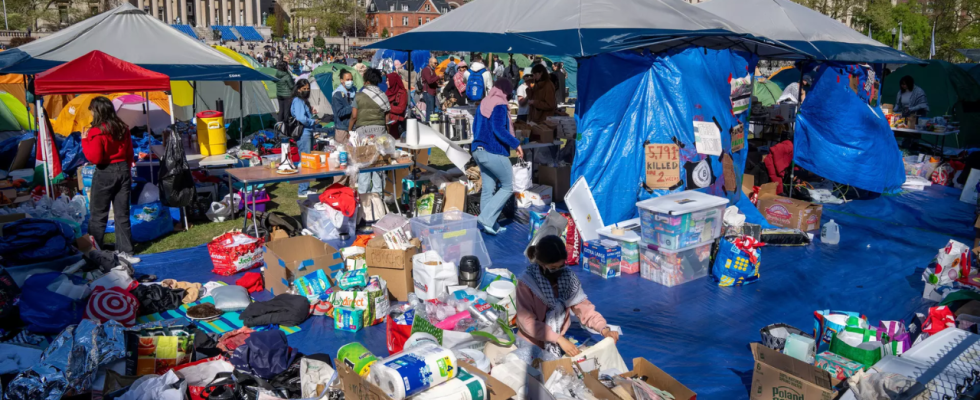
[639, 241, 713, 287]
[597, 219, 641, 274]
[298, 199, 356, 249]
[636, 191, 728, 250]
[238, 189, 271, 212]
[411, 211, 491, 267]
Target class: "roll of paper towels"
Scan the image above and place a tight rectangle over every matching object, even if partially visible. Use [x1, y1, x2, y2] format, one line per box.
[370, 342, 458, 400]
[406, 118, 420, 146]
[413, 368, 487, 400]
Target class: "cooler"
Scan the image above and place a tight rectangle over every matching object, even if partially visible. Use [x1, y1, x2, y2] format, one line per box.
[639, 241, 713, 287]
[636, 191, 728, 250]
[196, 110, 226, 156]
[597, 219, 641, 274]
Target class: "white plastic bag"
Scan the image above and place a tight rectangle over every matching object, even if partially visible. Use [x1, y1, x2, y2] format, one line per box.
[513, 160, 532, 192]
[137, 183, 160, 205]
[412, 251, 458, 301]
[206, 201, 233, 222]
[566, 337, 629, 375]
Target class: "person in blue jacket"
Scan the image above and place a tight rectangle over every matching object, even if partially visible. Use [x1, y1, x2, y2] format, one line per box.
[472, 78, 524, 235]
[331, 70, 357, 144]
[290, 79, 317, 197]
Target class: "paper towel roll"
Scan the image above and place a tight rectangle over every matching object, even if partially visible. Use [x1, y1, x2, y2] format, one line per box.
[371, 342, 458, 400]
[406, 118, 420, 145]
[417, 122, 471, 170]
[414, 368, 487, 400]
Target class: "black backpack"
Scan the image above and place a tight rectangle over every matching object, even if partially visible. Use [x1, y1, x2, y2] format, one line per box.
[246, 211, 303, 241]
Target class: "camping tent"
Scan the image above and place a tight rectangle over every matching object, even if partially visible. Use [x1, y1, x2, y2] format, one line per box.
[754, 80, 783, 107]
[113, 94, 172, 134]
[367, 0, 804, 59]
[0, 3, 270, 81]
[883, 60, 980, 147]
[958, 64, 980, 87]
[34, 50, 171, 95]
[697, 0, 920, 64]
[767, 66, 801, 90]
[313, 63, 363, 91]
[52, 92, 171, 135]
[0, 92, 33, 131]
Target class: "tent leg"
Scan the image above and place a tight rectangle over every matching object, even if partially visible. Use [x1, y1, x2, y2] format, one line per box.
[192, 81, 198, 115]
[406, 50, 413, 120]
[36, 99, 52, 198]
[788, 63, 807, 199]
[240, 80, 244, 145]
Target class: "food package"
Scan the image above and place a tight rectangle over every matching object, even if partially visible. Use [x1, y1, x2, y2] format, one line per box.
[208, 231, 264, 276]
[814, 351, 863, 380]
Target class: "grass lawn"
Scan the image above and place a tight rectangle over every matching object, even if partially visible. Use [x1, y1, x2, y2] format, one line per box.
[106, 148, 456, 255]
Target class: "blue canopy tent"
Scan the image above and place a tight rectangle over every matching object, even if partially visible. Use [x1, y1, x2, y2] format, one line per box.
[697, 0, 919, 193]
[0, 3, 272, 82]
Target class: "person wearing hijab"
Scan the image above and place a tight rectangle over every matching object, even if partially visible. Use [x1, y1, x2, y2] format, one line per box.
[527, 64, 557, 124]
[472, 78, 524, 235]
[386, 72, 408, 139]
[517, 235, 617, 357]
[348, 68, 391, 196]
[442, 61, 468, 107]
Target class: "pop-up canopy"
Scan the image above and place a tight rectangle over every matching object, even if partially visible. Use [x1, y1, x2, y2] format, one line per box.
[34, 50, 170, 95]
[697, 0, 921, 64]
[367, 0, 808, 59]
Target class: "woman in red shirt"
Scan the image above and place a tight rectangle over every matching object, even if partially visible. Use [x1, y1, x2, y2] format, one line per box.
[81, 97, 139, 264]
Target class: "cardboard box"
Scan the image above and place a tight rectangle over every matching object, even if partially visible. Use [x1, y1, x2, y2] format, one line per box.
[756, 183, 823, 232]
[540, 358, 620, 400]
[749, 343, 836, 400]
[269, 228, 289, 242]
[365, 236, 420, 302]
[338, 360, 516, 400]
[516, 184, 553, 208]
[583, 240, 621, 279]
[300, 151, 328, 169]
[621, 358, 697, 400]
[262, 235, 344, 295]
[538, 164, 571, 202]
[743, 174, 755, 197]
[444, 182, 467, 213]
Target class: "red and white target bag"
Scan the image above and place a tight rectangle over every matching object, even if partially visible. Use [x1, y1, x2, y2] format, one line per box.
[85, 286, 139, 326]
[208, 231, 265, 276]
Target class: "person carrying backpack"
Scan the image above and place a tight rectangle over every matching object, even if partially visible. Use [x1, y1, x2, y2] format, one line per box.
[466, 56, 493, 102]
[420, 57, 441, 121]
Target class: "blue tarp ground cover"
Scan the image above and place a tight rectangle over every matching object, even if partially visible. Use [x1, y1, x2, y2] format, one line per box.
[793, 63, 906, 193]
[134, 184, 972, 399]
[574, 47, 755, 225]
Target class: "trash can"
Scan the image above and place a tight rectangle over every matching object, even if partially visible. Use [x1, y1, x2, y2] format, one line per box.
[196, 110, 226, 156]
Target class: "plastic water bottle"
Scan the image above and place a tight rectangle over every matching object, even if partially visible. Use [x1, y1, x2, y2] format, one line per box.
[821, 219, 840, 245]
[338, 144, 348, 169]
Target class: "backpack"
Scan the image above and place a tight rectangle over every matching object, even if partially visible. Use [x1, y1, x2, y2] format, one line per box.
[466, 69, 487, 101]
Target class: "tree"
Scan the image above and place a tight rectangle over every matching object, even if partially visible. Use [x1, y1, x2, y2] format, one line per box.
[792, 0, 862, 22]
[293, 0, 367, 37]
[313, 35, 325, 48]
[267, 7, 289, 38]
[381, 27, 389, 38]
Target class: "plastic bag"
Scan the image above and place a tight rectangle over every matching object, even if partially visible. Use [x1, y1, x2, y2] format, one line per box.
[513, 160, 532, 192]
[137, 183, 160, 205]
[814, 310, 869, 345]
[158, 129, 197, 207]
[130, 201, 174, 243]
[711, 237, 762, 287]
[412, 251, 458, 301]
[208, 232, 265, 276]
[299, 200, 355, 248]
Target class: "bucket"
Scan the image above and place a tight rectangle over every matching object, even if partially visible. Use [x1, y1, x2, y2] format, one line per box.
[196, 110, 226, 156]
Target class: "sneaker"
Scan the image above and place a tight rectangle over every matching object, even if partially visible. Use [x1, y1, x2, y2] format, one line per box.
[116, 251, 142, 264]
[480, 223, 507, 236]
[298, 190, 318, 198]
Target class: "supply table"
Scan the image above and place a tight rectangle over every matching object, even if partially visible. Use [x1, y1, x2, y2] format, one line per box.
[227, 158, 413, 237]
[892, 128, 958, 156]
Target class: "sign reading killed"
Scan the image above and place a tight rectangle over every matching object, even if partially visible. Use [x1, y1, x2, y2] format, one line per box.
[645, 143, 680, 189]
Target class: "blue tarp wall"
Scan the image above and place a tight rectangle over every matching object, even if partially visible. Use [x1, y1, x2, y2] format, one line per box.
[376, 49, 431, 73]
[545, 55, 579, 99]
[574, 48, 757, 225]
[793, 63, 906, 193]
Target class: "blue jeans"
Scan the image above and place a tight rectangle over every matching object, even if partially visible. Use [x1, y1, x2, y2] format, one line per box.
[297, 129, 312, 195]
[357, 171, 383, 194]
[473, 148, 512, 228]
[423, 92, 437, 121]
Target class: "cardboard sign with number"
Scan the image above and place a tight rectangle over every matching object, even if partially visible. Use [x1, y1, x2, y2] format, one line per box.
[645, 144, 680, 189]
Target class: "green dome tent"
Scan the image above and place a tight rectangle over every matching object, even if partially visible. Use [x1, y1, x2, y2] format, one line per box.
[884, 60, 980, 147]
[0, 92, 26, 131]
[959, 64, 980, 87]
[767, 66, 801, 90]
[313, 63, 363, 91]
[258, 67, 278, 99]
[753, 80, 783, 107]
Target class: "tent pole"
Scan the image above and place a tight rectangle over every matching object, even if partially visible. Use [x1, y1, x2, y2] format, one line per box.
[145, 91, 155, 186]
[192, 81, 198, 115]
[406, 50, 413, 119]
[787, 62, 806, 199]
[239, 80, 244, 145]
[36, 99, 51, 198]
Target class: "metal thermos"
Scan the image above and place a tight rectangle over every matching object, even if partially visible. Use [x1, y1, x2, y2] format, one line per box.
[458, 256, 482, 288]
[433, 193, 445, 214]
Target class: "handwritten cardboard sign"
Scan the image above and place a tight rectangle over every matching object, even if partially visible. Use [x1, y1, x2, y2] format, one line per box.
[645, 143, 680, 189]
[731, 124, 745, 152]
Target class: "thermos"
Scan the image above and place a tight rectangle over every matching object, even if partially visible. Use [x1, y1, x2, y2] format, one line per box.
[458, 256, 482, 288]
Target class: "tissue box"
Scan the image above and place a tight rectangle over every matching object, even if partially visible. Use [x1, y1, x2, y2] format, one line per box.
[334, 307, 364, 332]
[782, 333, 815, 363]
[583, 240, 621, 279]
[814, 351, 863, 380]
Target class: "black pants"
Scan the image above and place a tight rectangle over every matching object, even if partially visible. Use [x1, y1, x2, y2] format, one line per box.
[89, 162, 133, 253]
[277, 96, 290, 122]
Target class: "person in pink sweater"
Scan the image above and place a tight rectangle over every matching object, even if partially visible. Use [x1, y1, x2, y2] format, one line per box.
[516, 235, 619, 357]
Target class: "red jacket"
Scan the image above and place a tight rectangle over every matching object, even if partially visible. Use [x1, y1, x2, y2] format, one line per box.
[764, 140, 794, 195]
[82, 125, 134, 166]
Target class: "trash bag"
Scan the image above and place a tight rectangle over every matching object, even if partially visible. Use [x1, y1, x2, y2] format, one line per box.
[58, 132, 88, 174]
[0, 218, 74, 264]
[158, 129, 196, 208]
[19, 272, 86, 333]
[130, 201, 174, 243]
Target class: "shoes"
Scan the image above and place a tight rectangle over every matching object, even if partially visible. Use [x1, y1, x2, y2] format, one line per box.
[480, 223, 507, 236]
[298, 190, 319, 198]
[116, 251, 142, 264]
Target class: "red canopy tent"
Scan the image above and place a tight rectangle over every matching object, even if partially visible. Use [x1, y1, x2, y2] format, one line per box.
[34, 50, 171, 95]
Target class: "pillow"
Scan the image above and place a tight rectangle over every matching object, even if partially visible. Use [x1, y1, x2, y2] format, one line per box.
[211, 285, 251, 311]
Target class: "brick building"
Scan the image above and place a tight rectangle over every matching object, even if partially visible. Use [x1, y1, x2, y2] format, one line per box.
[365, 0, 452, 38]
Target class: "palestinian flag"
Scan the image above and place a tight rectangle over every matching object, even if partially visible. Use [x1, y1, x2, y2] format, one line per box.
[35, 121, 65, 186]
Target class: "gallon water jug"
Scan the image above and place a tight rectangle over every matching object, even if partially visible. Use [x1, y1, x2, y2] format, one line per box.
[821, 219, 840, 244]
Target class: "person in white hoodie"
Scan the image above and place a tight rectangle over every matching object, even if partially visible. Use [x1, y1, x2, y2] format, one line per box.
[467, 56, 494, 99]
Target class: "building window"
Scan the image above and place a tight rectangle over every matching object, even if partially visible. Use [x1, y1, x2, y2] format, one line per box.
[426, 17, 430, 23]
[418, 17, 422, 25]
[389, 16, 393, 26]
[389, 5, 394, 11]
[402, 5, 408, 11]
[424, 4, 430, 11]
[59, 5, 69, 23]
[91, 6, 99, 16]
[402, 16, 408, 25]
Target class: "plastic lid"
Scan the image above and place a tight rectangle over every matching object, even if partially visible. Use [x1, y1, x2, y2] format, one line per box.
[636, 190, 729, 215]
[486, 280, 516, 298]
[597, 218, 641, 242]
[196, 110, 223, 118]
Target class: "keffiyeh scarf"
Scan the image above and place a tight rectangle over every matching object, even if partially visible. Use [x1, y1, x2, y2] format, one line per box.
[519, 264, 587, 357]
[362, 85, 391, 112]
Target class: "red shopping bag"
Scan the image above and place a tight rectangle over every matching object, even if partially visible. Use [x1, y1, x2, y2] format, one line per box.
[386, 314, 413, 355]
[208, 232, 265, 276]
